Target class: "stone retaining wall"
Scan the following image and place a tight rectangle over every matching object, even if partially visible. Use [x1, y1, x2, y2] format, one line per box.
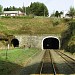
[14, 34, 61, 49]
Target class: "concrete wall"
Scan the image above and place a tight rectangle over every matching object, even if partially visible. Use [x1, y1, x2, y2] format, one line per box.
[14, 34, 61, 49]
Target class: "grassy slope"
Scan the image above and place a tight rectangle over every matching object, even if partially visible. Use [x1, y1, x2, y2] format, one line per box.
[0, 18, 68, 35]
[0, 48, 41, 75]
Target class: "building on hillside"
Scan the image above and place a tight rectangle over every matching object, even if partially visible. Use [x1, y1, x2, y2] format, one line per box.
[60, 10, 71, 18]
[1, 11, 25, 16]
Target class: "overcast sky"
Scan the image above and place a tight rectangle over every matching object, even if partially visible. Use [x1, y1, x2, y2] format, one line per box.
[0, 0, 74, 15]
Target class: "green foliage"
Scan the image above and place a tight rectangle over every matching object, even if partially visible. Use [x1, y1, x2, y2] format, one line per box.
[0, 5, 3, 14]
[53, 21, 59, 26]
[29, 2, 49, 16]
[3, 2, 49, 17]
[4, 6, 20, 11]
[1, 16, 12, 18]
[62, 21, 75, 53]
[65, 45, 75, 54]
[1, 16, 34, 19]
[51, 11, 63, 18]
[51, 18, 61, 26]
[69, 7, 75, 19]
[64, 18, 71, 22]
[55, 11, 59, 18]
[69, 21, 75, 35]
[0, 48, 41, 75]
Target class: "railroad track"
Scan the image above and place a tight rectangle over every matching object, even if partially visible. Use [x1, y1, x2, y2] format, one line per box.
[55, 50, 75, 72]
[39, 50, 57, 75]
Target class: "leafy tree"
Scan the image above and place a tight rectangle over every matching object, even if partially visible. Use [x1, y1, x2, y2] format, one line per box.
[69, 7, 75, 19]
[55, 11, 59, 18]
[0, 5, 3, 14]
[29, 2, 49, 16]
[4, 6, 19, 11]
[26, 6, 30, 15]
[59, 11, 63, 18]
[51, 11, 63, 18]
[3, 2, 49, 16]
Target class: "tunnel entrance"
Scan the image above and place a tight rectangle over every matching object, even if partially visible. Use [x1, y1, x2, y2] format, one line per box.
[11, 39, 19, 47]
[42, 37, 59, 49]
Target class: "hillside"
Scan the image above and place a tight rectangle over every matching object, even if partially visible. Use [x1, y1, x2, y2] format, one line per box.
[0, 18, 68, 35]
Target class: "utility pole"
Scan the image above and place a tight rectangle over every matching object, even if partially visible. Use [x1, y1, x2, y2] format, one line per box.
[25, 6, 26, 15]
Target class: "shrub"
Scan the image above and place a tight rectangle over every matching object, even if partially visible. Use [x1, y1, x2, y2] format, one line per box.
[51, 18, 61, 26]
[65, 45, 75, 54]
[1, 16, 34, 19]
[64, 18, 71, 22]
[69, 21, 75, 35]
[53, 21, 59, 26]
[1, 16, 11, 18]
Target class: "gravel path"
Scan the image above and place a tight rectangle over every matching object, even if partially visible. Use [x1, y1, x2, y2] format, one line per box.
[50, 50, 75, 75]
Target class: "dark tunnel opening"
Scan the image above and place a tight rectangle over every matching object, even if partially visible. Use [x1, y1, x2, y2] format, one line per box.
[11, 39, 19, 47]
[43, 37, 59, 49]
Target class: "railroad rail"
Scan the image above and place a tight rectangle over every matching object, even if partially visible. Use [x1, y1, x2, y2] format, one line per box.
[55, 50, 75, 72]
[39, 50, 57, 75]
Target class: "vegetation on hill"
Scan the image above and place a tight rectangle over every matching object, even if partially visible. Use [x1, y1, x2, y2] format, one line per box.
[61, 20, 75, 53]
[0, 18, 68, 35]
[0, 17, 75, 53]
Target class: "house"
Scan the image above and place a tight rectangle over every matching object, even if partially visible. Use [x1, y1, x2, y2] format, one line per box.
[61, 10, 71, 18]
[1, 11, 25, 16]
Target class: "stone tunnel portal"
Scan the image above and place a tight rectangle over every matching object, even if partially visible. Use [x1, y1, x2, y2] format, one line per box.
[11, 39, 19, 47]
[42, 37, 60, 50]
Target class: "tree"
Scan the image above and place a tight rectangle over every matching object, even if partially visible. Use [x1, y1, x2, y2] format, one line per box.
[69, 7, 75, 19]
[51, 11, 63, 18]
[59, 11, 63, 18]
[29, 2, 49, 16]
[26, 6, 30, 15]
[0, 5, 3, 14]
[55, 11, 59, 18]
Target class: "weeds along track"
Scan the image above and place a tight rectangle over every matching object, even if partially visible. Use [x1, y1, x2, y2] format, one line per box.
[38, 50, 57, 75]
[55, 50, 75, 72]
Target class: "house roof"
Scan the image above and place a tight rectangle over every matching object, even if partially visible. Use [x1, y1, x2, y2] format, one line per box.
[3, 11, 22, 14]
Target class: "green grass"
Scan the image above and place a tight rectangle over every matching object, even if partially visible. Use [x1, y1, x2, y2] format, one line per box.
[0, 48, 41, 64]
[0, 48, 41, 75]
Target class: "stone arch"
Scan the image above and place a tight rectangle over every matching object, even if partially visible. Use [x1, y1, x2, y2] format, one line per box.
[42, 36, 60, 50]
[11, 38, 19, 47]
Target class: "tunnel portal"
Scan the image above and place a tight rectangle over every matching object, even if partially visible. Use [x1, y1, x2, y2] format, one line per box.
[43, 37, 59, 49]
[11, 39, 19, 47]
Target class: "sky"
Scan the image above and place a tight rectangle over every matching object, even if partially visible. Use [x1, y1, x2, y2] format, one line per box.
[0, 0, 74, 16]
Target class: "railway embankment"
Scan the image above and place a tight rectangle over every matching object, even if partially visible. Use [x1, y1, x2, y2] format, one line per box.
[61, 21, 75, 53]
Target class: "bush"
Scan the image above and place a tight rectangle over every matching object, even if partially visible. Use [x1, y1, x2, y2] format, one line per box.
[51, 18, 61, 26]
[65, 45, 75, 54]
[1, 16, 12, 18]
[53, 21, 59, 26]
[13, 16, 34, 19]
[64, 18, 71, 22]
[1, 16, 34, 19]
[69, 21, 75, 35]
